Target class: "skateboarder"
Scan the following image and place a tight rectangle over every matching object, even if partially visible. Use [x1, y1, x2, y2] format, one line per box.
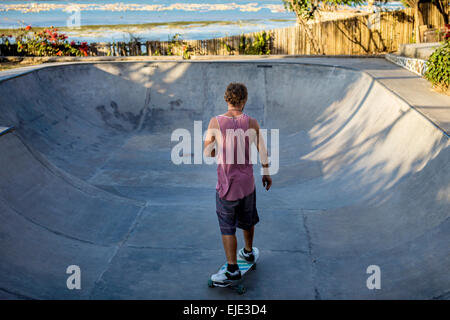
[204, 82, 272, 283]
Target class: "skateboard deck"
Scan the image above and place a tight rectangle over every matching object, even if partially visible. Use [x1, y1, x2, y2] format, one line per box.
[208, 247, 259, 294]
[0, 126, 14, 137]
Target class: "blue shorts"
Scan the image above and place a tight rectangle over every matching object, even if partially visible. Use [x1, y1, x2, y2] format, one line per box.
[215, 189, 259, 235]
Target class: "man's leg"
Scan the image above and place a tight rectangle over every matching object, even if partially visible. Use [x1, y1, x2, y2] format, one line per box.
[243, 226, 254, 251]
[221, 234, 237, 264]
[210, 234, 240, 282]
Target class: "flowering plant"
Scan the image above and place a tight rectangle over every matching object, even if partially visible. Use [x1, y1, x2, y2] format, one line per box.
[1, 25, 90, 56]
[444, 24, 450, 42]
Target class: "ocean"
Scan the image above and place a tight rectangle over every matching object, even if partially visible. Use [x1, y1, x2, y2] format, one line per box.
[0, 1, 403, 43]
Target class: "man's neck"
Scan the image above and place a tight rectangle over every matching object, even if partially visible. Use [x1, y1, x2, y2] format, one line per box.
[224, 105, 243, 117]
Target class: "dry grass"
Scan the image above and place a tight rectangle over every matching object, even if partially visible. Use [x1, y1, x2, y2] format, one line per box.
[0, 60, 42, 71]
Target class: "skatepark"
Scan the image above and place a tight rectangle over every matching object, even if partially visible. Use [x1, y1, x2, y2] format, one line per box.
[0, 58, 449, 299]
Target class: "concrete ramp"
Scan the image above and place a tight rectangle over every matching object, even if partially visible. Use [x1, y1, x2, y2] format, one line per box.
[0, 61, 448, 299]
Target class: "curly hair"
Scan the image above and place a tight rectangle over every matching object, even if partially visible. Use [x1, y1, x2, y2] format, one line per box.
[224, 83, 248, 107]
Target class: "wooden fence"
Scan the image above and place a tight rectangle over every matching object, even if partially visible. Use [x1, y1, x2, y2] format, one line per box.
[88, 3, 448, 57]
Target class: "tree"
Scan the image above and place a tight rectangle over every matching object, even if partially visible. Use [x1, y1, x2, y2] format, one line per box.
[401, 0, 426, 43]
[282, 0, 364, 54]
[430, 0, 449, 25]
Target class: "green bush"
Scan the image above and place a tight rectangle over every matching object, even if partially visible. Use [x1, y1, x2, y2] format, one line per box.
[220, 39, 235, 55]
[240, 31, 271, 55]
[166, 33, 193, 59]
[424, 41, 450, 91]
[0, 34, 16, 56]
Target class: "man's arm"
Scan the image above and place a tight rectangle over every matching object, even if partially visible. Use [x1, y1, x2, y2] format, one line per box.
[249, 118, 272, 191]
[204, 117, 218, 158]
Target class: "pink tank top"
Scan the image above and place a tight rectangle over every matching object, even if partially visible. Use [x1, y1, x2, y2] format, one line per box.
[215, 113, 255, 201]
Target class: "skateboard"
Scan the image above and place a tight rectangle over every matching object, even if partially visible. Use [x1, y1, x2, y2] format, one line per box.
[0, 126, 15, 137]
[208, 247, 259, 294]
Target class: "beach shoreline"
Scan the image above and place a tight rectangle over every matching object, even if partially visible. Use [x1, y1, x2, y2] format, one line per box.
[1, 19, 298, 43]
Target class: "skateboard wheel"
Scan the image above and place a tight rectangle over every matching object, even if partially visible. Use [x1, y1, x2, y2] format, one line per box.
[236, 284, 246, 295]
[208, 279, 214, 288]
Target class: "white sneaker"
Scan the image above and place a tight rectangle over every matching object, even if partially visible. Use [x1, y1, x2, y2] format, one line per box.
[211, 267, 241, 283]
[238, 248, 255, 263]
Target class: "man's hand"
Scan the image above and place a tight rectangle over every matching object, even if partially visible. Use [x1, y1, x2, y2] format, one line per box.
[262, 175, 272, 191]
